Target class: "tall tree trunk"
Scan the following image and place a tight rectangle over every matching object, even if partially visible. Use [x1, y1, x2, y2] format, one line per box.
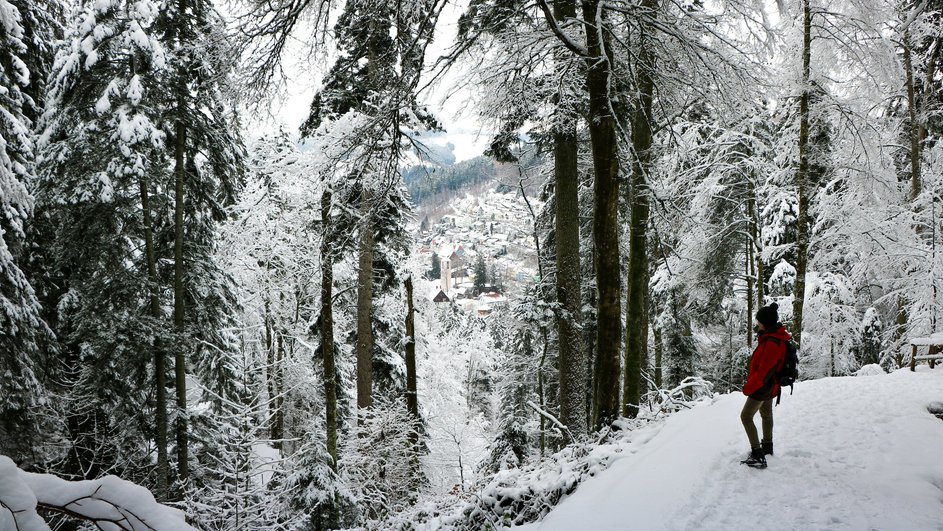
[173, 110, 188, 485]
[903, 30, 922, 201]
[898, 27, 938, 351]
[750, 186, 764, 308]
[623, 0, 657, 419]
[273, 332, 285, 447]
[585, 286, 595, 429]
[264, 300, 276, 440]
[404, 275, 421, 478]
[321, 190, 338, 469]
[918, 38, 939, 153]
[356, 193, 375, 412]
[905, 32, 940, 202]
[140, 174, 167, 500]
[582, 0, 622, 430]
[792, 0, 812, 349]
[538, 342, 546, 456]
[553, 0, 587, 438]
[651, 292, 662, 391]
[404, 276, 418, 420]
[356, 11, 381, 414]
[746, 230, 754, 349]
[747, 184, 757, 348]
[653, 320, 663, 390]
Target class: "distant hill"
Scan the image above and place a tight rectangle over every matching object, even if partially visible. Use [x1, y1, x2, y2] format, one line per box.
[403, 156, 497, 205]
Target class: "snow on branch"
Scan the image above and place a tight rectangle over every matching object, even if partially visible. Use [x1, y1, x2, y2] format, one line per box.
[536, 0, 589, 57]
[527, 400, 575, 443]
[0, 456, 195, 531]
[641, 377, 714, 416]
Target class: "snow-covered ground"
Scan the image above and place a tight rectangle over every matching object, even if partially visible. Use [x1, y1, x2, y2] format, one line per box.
[521, 366, 943, 531]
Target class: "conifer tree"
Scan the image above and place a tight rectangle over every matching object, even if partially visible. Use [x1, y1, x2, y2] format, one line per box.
[550, 0, 587, 439]
[37, 0, 170, 481]
[302, 0, 442, 410]
[792, 0, 813, 348]
[0, 0, 57, 467]
[153, 0, 246, 483]
[38, 0, 243, 490]
[474, 254, 488, 294]
[623, 0, 659, 419]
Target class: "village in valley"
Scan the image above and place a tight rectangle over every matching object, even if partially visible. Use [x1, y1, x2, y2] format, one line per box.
[417, 187, 541, 317]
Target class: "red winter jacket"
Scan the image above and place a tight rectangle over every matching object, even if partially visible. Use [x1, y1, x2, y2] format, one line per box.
[742, 325, 790, 399]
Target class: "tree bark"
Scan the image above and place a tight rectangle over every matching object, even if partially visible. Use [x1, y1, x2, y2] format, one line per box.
[747, 185, 757, 348]
[173, 108, 188, 484]
[905, 31, 940, 202]
[538, 341, 546, 456]
[553, 0, 587, 438]
[404, 275, 421, 478]
[356, 192, 375, 412]
[264, 300, 276, 441]
[139, 174, 167, 500]
[356, 9, 381, 415]
[792, 0, 812, 349]
[581, 0, 622, 430]
[404, 276, 418, 420]
[320, 190, 338, 469]
[917, 38, 939, 155]
[653, 319, 663, 389]
[273, 332, 285, 447]
[903, 30, 921, 201]
[746, 230, 754, 349]
[623, 0, 657, 419]
[750, 185, 764, 308]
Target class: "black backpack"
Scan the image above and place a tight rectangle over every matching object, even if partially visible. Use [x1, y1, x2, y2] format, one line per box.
[771, 338, 799, 405]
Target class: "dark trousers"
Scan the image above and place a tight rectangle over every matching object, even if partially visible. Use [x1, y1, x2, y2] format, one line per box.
[740, 397, 773, 449]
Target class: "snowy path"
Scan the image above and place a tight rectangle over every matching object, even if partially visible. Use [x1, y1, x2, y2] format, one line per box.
[521, 368, 943, 531]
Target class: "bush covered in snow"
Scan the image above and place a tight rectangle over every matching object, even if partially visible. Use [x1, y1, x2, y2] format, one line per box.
[372, 418, 654, 530]
[855, 364, 886, 377]
[365, 379, 717, 530]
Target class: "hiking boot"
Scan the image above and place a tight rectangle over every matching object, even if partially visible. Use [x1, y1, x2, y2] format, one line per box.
[740, 447, 767, 469]
[762, 441, 773, 456]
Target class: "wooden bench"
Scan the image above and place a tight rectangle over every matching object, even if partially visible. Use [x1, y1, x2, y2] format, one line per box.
[909, 337, 943, 371]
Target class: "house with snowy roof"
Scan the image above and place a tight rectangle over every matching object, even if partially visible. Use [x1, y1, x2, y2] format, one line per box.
[430, 288, 450, 303]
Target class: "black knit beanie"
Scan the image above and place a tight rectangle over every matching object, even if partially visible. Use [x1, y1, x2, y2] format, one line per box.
[756, 302, 779, 330]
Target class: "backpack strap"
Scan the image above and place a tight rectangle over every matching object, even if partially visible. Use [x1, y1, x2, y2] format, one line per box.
[769, 337, 789, 407]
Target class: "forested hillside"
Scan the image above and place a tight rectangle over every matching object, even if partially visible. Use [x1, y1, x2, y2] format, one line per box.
[403, 156, 496, 204]
[0, 0, 942, 530]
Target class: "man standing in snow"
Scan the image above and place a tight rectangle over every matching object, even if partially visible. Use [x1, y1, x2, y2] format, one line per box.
[740, 302, 790, 469]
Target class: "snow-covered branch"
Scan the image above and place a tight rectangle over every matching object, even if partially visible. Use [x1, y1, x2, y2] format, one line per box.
[527, 400, 574, 443]
[0, 456, 195, 531]
[536, 0, 589, 57]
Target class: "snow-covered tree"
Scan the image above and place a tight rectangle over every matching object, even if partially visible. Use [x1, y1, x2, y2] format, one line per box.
[299, 0, 443, 413]
[151, 0, 246, 484]
[801, 272, 859, 377]
[856, 307, 884, 368]
[36, 0, 172, 484]
[0, 0, 56, 468]
[340, 395, 423, 524]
